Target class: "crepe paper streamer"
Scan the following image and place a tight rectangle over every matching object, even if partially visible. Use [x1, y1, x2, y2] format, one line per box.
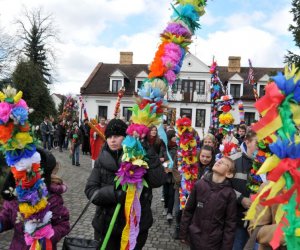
[157, 123, 173, 168]
[247, 65, 300, 249]
[0, 85, 53, 250]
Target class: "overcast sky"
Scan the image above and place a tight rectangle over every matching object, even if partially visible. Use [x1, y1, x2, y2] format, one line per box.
[0, 0, 298, 95]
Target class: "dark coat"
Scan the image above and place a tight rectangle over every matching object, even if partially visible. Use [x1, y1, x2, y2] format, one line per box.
[180, 173, 237, 250]
[85, 142, 166, 244]
[231, 151, 253, 227]
[57, 124, 66, 137]
[0, 183, 70, 250]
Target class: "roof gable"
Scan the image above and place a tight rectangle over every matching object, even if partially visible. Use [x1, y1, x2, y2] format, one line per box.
[136, 70, 148, 78]
[229, 73, 243, 81]
[181, 53, 210, 73]
[258, 74, 271, 82]
[110, 69, 128, 78]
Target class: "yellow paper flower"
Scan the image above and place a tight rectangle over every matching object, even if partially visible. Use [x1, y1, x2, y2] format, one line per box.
[132, 159, 149, 168]
[19, 198, 48, 218]
[0, 91, 5, 102]
[10, 132, 33, 150]
[219, 113, 234, 125]
[13, 91, 23, 103]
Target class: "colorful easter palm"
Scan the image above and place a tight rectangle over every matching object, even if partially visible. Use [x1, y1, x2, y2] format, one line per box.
[0, 85, 54, 250]
[246, 65, 300, 249]
[101, 1, 207, 249]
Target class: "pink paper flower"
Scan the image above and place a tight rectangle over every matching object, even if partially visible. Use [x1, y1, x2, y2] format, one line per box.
[15, 99, 28, 109]
[0, 102, 12, 123]
[164, 70, 176, 85]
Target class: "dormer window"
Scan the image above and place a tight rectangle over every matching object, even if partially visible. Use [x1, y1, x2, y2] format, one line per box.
[230, 84, 241, 98]
[112, 80, 122, 93]
[258, 84, 266, 97]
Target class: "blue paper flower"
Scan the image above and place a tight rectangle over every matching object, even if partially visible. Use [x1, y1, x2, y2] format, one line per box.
[11, 107, 28, 125]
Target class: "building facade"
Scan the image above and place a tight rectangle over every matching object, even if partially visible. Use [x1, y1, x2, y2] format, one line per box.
[80, 52, 282, 137]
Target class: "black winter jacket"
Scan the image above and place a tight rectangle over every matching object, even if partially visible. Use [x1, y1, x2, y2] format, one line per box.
[231, 151, 253, 227]
[180, 173, 237, 250]
[85, 142, 166, 240]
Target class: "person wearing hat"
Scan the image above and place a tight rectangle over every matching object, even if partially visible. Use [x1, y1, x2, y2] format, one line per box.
[0, 148, 70, 250]
[85, 119, 167, 249]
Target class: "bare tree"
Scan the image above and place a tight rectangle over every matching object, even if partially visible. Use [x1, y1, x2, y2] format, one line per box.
[15, 7, 59, 84]
[0, 26, 17, 78]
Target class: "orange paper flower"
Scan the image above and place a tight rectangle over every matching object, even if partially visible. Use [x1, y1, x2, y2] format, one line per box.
[0, 122, 14, 144]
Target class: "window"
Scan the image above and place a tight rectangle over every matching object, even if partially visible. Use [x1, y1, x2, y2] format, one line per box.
[180, 108, 192, 119]
[112, 80, 122, 93]
[98, 106, 108, 119]
[195, 81, 205, 94]
[259, 85, 266, 97]
[230, 84, 241, 98]
[137, 80, 144, 90]
[245, 112, 255, 126]
[172, 79, 181, 92]
[123, 107, 132, 122]
[195, 109, 206, 127]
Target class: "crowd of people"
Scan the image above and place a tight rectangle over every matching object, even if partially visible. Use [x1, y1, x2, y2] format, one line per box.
[0, 116, 285, 250]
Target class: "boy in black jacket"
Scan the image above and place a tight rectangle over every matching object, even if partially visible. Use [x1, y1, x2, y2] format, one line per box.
[85, 119, 166, 249]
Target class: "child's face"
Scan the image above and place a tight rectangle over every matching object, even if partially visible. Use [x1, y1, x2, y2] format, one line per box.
[212, 158, 233, 178]
[203, 138, 214, 148]
[199, 149, 212, 166]
[107, 135, 124, 151]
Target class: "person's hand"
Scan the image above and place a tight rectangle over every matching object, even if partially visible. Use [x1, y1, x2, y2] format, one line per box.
[181, 239, 188, 245]
[241, 197, 252, 209]
[164, 167, 172, 173]
[115, 189, 126, 204]
[160, 158, 165, 162]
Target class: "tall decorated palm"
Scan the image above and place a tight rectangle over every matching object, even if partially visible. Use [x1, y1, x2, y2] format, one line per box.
[246, 65, 300, 249]
[101, 1, 207, 249]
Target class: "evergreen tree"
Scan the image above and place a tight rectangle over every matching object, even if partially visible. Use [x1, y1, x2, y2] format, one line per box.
[17, 9, 58, 85]
[285, 0, 300, 68]
[12, 59, 57, 125]
[24, 22, 51, 84]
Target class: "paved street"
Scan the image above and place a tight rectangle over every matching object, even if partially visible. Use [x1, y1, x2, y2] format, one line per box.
[0, 149, 188, 250]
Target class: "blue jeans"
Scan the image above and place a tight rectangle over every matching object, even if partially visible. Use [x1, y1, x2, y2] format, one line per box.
[233, 225, 249, 250]
[42, 134, 51, 150]
[72, 146, 80, 165]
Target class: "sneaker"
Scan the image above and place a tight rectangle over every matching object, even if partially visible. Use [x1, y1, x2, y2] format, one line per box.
[167, 213, 173, 220]
[76, 163, 80, 166]
[161, 198, 164, 202]
[162, 208, 167, 216]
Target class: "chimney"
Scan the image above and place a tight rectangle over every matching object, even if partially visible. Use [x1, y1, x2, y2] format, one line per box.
[228, 56, 241, 73]
[119, 52, 133, 65]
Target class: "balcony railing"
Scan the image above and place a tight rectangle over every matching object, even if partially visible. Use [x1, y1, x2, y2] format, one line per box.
[166, 90, 209, 103]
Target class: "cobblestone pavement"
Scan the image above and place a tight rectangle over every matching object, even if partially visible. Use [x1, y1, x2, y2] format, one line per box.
[0, 149, 188, 250]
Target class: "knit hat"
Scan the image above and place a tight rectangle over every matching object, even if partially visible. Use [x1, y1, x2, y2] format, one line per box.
[105, 119, 128, 139]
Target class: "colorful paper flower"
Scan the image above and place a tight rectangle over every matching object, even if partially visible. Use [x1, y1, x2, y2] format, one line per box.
[117, 162, 147, 185]
[0, 101, 12, 123]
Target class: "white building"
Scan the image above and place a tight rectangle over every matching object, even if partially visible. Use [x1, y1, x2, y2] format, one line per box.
[80, 52, 282, 137]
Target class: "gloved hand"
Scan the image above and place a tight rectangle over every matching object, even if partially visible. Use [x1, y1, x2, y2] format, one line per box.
[115, 189, 126, 204]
